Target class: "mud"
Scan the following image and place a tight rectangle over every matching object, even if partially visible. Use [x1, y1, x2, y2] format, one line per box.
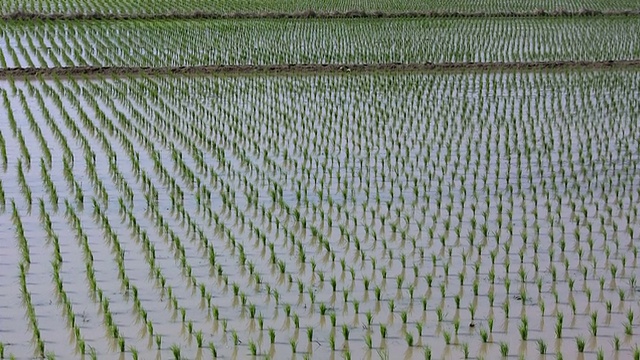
[0, 60, 639, 79]
[1, 9, 639, 22]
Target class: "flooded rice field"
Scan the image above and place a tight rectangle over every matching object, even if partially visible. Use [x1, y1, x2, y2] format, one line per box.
[0, 70, 639, 359]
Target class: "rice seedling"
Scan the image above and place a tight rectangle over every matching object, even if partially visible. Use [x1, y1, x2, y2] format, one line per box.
[499, 342, 509, 357]
[443, 330, 451, 345]
[576, 336, 586, 352]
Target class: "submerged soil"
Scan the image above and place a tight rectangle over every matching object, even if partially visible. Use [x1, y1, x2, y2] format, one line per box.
[1, 9, 640, 21]
[1, 60, 639, 78]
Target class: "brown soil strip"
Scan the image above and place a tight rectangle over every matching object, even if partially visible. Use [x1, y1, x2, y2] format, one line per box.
[2, 9, 640, 21]
[1, 61, 639, 79]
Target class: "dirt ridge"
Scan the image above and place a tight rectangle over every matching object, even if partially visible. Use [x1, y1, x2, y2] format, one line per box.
[1, 60, 639, 78]
[2, 9, 640, 21]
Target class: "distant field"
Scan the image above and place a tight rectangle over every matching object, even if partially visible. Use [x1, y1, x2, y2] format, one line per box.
[1, 17, 640, 69]
[1, 0, 640, 15]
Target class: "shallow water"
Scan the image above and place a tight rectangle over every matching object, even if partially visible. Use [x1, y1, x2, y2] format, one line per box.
[0, 71, 639, 359]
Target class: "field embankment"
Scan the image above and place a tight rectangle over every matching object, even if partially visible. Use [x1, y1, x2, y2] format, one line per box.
[2, 9, 640, 21]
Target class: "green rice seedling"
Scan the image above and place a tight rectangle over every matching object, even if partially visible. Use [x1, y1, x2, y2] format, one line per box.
[290, 338, 297, 353]
[480, 327, 488, 342]
[342, 325, 350, 341]
[0, 343, 4, 358]
[625, 321, 633, 335]
[130, 347, 138, 360]
[248, 340, 257, 356]
[589, 312, 598, 336]
[537, 340, 547, 354]
[606, 301, 612, 314]
[269, 328, 275, 344]
[519, 316, 528, 340]
[613, 335, 620, 351]
[155, 335, 162, 350]
[436, 306, 444, 322]
[627, 309, 634, 324]
[405, 332, 414, 347]
[488, 316, 494, 333]
[424, 346, 432, 360]
[331, 313, 337, 327]
[170, 344, 181, 360]
[366, 311, 373, 326]
[443, 330, 451, 345]
[365, 333, 372, 349]
[329, 333, 335, 351]
[454, 318, 460, 335]
[416, 323, 423, 336]
[596, 348, 604, 360]
[388, 300, 395, 313]
[380, 324, 387, 339]
[499, 342, 509, 357]
[576, 336, 586, 352]
[195, 330, 203, 348]
[461, 343, 469, 358]
[401, 311, 408, 324]
[634, 345, 640, 360]
[208, 342, 217, 358]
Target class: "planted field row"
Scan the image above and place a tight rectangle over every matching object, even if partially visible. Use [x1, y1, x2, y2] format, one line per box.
[0, 70, 638, 359]
[1, 0, 639, 16]
[1, 17, 640, 69]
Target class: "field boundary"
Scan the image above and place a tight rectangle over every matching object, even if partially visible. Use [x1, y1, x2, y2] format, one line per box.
[1, 60, 640, 78]
[2, 9, 640, 21]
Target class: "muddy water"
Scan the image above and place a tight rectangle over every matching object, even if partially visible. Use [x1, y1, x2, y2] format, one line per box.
[0, 71, 639, 359]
